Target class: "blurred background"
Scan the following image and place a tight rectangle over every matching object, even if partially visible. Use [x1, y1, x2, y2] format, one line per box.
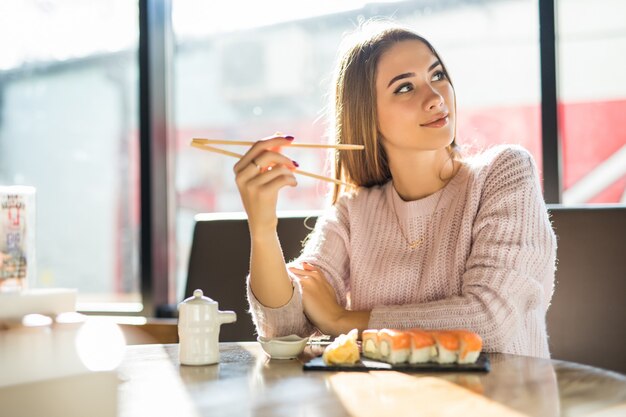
[0, 0, 624, 314]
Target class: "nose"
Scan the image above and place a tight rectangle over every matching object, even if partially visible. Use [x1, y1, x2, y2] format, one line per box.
[423, 86, 444, 111]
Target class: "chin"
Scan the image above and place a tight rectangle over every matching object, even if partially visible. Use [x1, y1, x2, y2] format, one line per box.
[429, 132, 455, 150]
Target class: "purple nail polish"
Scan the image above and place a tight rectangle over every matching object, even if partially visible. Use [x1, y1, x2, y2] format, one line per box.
[285, 135, 295, 140]
[292, 160, 299, 167]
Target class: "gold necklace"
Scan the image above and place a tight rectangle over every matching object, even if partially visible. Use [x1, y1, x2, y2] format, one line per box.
[389, 183, 447, 250]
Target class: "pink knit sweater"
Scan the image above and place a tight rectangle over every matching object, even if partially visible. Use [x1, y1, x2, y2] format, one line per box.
[247, 145, 557, 358]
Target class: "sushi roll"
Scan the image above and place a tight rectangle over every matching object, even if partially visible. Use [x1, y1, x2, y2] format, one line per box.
[361, 329, 380, 360]
[432, 331, 459, 364]
[378, 329, 411, 364]
[454, 330, 483, 364]
[405, 329, 436, 364]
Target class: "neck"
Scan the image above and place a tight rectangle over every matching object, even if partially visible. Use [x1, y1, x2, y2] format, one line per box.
[387, 147, 457, 201]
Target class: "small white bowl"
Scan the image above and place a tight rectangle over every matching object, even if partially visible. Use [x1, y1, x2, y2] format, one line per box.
[257, 334, 309, 359]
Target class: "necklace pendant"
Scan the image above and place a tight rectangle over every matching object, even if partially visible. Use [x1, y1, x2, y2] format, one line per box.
[408, 238, 423, 249]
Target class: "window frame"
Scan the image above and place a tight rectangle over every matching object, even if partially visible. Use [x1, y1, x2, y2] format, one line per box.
[139, 0, 173, 316]
[138, 0, 608, 315]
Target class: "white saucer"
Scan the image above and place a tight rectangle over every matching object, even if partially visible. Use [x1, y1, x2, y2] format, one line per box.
[257, 335, 308, 359]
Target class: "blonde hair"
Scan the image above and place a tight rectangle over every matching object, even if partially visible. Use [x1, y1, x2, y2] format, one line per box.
[329, 22, 458, 204]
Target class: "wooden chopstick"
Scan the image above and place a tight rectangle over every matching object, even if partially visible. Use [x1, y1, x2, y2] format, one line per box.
[192, 138, 364, 151]
[190, 142, 353, 187]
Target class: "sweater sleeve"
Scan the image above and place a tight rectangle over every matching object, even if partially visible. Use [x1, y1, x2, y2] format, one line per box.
[368, 147, 557, 356]
[246, 271, 314, 339]
[246, 195, 352, 338]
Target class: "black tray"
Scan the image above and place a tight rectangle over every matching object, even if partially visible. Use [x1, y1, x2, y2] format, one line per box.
[303, 353, 490, 373]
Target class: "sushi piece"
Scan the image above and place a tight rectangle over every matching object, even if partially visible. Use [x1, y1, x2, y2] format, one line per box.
[405, 329, 436, 364]
[361, 329, 380, 360]
[323, 328, 360, 365]
[378, 329, 411, 364]
[454, 330, 483, 364]
[432, 331, 459, 364]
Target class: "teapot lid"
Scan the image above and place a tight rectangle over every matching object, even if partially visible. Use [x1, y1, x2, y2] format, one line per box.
[180, 289, 217, 306]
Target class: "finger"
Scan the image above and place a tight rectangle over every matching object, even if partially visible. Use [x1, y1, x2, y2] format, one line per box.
[267, 132, 295, 152]
[235, 151, 298, 188]
[247, 165, 297, 190]
[302, 262, 317, 271]
[237, 159, 295, 192]
[302, 264, 323, 277]
[255, 171, 298, 195]
[233, 136, 294, 174]
[290, 273, 312, 283]
[289, 267, 314, 279]
[268, 132, 294, 142]
[288, 266, 306, 274]
[297, 275, 311, 288]
[253, 150, 298, 172]
[235, 160, 264, 188]
[292, 265, 322, 280]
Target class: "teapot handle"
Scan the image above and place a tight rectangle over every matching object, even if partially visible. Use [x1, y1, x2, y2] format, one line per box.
[218, 310, 237, 325]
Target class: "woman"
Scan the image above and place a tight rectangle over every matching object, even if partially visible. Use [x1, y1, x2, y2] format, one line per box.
[233, 22, 556, 358]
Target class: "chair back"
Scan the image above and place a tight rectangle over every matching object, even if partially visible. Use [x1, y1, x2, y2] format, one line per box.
[185, 212, 319, 341]
[546, 206, 626, 373]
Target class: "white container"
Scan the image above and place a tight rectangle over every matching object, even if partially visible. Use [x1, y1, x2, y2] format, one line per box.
[0, 185, 36, 292]
[178, 289, 236, 366]
[257, 334, 309, 359]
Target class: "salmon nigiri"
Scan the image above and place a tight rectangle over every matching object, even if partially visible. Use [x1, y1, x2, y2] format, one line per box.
[378, 329, 411, 364]
[405, 329, 436, 364]
[361, 329, 380, 360]
[453, 330, 483, 364]
[432, 330, 459, 364]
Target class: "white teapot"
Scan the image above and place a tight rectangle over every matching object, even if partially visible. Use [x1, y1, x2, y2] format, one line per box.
[178, 289, 236, 365]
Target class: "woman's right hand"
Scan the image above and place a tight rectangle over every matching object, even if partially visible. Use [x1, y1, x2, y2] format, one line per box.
[234, 134, 299, 237]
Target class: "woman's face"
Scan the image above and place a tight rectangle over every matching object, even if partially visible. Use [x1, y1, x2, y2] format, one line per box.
[375, 39, 455, 153]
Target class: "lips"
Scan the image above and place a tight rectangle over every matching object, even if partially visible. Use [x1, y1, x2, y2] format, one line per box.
[420, 113, 449, 128]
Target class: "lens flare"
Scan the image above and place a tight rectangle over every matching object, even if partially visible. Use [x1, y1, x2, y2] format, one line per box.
[75, 318, 126, 371]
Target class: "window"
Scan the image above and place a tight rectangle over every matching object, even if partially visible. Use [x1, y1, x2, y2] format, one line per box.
[5, 1, 619, 315]
[171, 0, 541, 300]
[557, 0, 626, 204]
[0, 1, 140, 310]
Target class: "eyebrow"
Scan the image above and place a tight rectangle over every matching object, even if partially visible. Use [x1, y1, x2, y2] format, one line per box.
[386, 61, 442, 88]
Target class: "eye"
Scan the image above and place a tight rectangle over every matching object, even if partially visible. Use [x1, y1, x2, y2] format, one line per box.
[393, 82, 413, 95]
[432, 70, 446, 82]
